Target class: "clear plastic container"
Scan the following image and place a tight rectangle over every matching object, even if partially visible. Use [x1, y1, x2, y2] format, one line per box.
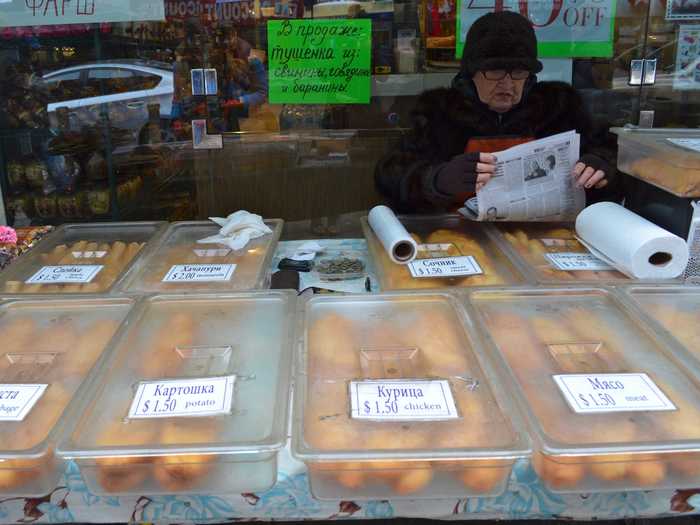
[361, 215, 525, 290]
[120, 220, 283, 293]
[493, 222, 630, 283]
[0, 222, 165, 295]
[467, 286, 700, 493]
[0, 296, 133, 495]
[57, 292, 294, 495]
[293, 291, 530, 500]
[612, 127, 700, 197]
[624, 286, 700, 366]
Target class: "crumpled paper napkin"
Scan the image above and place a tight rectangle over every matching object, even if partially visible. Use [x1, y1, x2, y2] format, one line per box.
[197, 210, 272, 251]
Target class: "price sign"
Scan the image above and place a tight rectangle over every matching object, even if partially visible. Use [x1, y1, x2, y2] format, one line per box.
[408, 256, 483, 278]
[545, 252, 613, 271]
[553, 373, 676, 414]
[456, 0, 617, 59]
[0, 384, 48, 422]
[25, 265, 103, 284]
[349, 379, 459, 421]
[163, 264, 236, 283]
[128, 376, 236, 419]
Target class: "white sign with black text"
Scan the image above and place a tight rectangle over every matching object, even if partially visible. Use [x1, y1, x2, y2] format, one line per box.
[25, 265, 103, 284]
[408, 256, 483, 278]
[0, 384, 48, 422]
[553, 373, 676, 414]
[545, 252, 613, 271]
[349, 379, 459, 421]
[163, 264, 236, 283]
[128, 376, 236, 419]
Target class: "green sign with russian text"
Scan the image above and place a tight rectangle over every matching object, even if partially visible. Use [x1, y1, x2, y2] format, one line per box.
[267, 19, 372, 104]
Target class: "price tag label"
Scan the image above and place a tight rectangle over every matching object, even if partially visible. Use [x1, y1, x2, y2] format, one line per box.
[349, 379, 459, 421]
[553, 373, 676, 414]
[128, 375, 236, 419]
[25, 265, 103, 284]
[163, 264, 236, 283]
[0, 384, 48, 422]
[545, 252, 613, 271]
[408, 256, 483, 278]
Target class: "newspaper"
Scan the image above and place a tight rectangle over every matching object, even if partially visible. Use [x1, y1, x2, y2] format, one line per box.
[459, 130, 586, 222]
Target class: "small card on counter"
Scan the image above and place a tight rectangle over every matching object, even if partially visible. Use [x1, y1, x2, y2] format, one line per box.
[553, 373, 676, 414]
[26, 265, 103, 284]
[163, 264, 236, 283]
[0, 384, 48, 421]
[349, 379, 459, 421]
[128, 375, 236, 419]
[409, 256, 483, 278]
[545, 252, 613, 271]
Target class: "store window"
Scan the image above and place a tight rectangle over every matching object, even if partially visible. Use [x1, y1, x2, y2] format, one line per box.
[0, 0, 696, 228]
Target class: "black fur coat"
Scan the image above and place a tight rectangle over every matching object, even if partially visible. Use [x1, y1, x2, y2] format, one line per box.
[374, 80, 619, 212]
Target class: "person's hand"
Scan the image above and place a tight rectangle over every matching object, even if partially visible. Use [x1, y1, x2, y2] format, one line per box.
[434, 152, 497, 196]
[573, 154, 610, 189]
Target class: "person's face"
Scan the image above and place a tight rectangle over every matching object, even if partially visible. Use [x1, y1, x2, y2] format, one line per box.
[472, 70, 528, 113]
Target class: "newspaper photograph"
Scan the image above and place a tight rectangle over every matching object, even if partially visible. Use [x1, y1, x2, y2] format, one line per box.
[460, 130, 586, 222]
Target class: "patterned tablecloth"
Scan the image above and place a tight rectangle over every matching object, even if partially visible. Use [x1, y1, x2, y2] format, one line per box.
[1, 239, 699, 522]
[7, 451, 700, 523]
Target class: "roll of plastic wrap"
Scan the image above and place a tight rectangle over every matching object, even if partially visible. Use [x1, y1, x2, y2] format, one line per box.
[575, 202, 689, 279]
[368, 205, 418, 265]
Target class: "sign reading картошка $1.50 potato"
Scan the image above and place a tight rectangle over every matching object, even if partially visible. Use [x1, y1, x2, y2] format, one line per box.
[267, 19, 371, 104]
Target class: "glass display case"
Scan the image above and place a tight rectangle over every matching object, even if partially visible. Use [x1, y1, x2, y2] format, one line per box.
[0, 0, 691, 227]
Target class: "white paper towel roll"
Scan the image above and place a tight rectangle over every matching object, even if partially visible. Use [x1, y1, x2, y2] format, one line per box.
[575, 202, 689, 280]
[368, 205, 418, 264]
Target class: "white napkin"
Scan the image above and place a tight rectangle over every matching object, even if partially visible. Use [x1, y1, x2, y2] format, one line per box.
[197, 210, 273, 251]
[290, 241, 323, 261]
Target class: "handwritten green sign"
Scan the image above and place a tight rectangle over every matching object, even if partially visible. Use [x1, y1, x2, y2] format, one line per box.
[268, 19, 372, 104]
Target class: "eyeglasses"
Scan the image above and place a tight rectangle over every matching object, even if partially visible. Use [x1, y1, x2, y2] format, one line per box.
[481, 69, 530, 81]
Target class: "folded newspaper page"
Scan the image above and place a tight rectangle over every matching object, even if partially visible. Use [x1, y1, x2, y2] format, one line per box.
[459, 130, 586, 222]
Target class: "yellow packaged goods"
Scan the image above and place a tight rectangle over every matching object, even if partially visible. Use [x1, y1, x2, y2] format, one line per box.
[362, 216, 523, 290]
[57, 293, 294, 496]
[296, 292, 529, 500]
[469, 288, 700, 492]
[0, 223, 163, 294]
[497, 223, 628, 282]
[626, 287, 700, 365]
[612, 128, 700, 197]
[0, 298, 132, 496]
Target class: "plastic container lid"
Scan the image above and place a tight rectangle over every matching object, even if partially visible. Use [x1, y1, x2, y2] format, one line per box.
[611, 127, 700, 197]
[493, 222, 629, 283]
[0, 222, 165, 295]
[57, 292, 294, 495]
[0, 296, 132, 495]
[625, 286, 700, 365]
[121, 220, 283, 293]
[467, 287, 700, 492]
[293, 291, 530, 499]
[362, 215, 525, 290]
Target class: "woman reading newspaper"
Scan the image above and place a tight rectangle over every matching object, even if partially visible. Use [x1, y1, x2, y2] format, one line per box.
[374, 11, 620, 213]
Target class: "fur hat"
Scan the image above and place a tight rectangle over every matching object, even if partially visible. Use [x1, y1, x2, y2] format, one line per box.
[461, 11, 543, 76]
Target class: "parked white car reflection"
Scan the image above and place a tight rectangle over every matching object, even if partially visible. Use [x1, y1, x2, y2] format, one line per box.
[40, 60, 173, 137]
